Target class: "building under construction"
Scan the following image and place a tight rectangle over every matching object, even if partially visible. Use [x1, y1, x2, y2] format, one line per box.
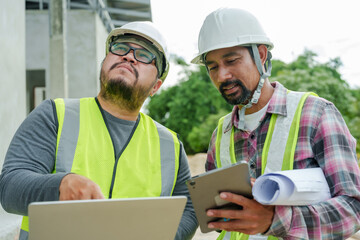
[0, 1, 152, 238]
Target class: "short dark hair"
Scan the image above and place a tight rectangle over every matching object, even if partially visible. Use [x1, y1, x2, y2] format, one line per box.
[245, 45, 271, 72]
[245, 46, 255, 60]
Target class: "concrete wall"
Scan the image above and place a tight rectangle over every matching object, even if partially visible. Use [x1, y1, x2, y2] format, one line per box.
[26, 10, 108, 99]
[0, 8, 108, 239]
[0, 1, 26, 239]
[26, 11, 49, 113]
[0, 1, 26, 173]
[95, 11, 109, 92]
[26, 11, 49, 71]
[2, 8, 108, 171]
[67, 10, 107, 97]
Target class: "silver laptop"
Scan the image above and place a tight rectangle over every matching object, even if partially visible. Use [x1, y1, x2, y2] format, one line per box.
[28, 196, 187, 240]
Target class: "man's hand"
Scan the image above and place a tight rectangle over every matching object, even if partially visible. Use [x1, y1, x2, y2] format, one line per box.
[59, 174, 105, 200]
[206, 192, 274, 235]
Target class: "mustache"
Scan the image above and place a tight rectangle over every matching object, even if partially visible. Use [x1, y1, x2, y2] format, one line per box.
[219, 79, 244, 92]
[110, 62, 139, 79]
[219, 79, 252, 105]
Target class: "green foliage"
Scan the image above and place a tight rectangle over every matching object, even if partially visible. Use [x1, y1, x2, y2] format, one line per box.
[147, 65, 232, 153]
[187, 109, 230, 153]
[170, 54, 189, 67]
[271, 69, 354, 121]
[270, 59, 288, 77]
[147, 51, 360, 154]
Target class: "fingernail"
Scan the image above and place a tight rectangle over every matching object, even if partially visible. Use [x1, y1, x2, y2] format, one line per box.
[220, 192, 227, 198]
[208, 223, 214, 228]
[207, 211, 214, 216]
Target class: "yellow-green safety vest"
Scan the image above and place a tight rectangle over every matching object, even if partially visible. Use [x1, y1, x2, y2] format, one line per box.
[20, 98, 180, 239]
[215, 91, 317, 240]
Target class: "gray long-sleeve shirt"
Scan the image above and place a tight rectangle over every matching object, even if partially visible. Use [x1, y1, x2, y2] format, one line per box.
[0, 99, 198, 240]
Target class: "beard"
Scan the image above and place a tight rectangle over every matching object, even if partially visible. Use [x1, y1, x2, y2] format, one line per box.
[99, 63, 155, 111]
[219, 79, 252, 105]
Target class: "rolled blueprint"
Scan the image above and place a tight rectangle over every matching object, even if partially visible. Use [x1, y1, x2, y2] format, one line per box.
[252, 168, 331, 205]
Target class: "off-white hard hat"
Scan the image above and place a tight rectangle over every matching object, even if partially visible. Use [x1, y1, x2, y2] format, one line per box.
[191, 8, 274, 65]
[105, 21, 170, 81]
[192, 8, 274, 130]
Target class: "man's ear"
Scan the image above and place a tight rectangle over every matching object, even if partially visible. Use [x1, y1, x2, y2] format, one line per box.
[150, 79, 163, 96]
[258, 44, 268, 65]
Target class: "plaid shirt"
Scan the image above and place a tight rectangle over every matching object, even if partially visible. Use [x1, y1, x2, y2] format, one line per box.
[206, 82, 360, 239]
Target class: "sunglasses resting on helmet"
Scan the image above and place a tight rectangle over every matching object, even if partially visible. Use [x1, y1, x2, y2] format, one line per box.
[109, 42, 156, 64]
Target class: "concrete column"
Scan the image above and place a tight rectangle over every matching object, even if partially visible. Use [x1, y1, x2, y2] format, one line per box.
[48, 0, 68, 98]
[0, 1, 26, 171]
[0, 1, 25, 238]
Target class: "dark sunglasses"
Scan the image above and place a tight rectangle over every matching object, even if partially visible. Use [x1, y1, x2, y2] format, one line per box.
[109, 42, 155, 64]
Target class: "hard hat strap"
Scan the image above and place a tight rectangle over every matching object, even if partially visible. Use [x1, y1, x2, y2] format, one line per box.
[250, 44, 272, 104]
[238, 44, 272, 130]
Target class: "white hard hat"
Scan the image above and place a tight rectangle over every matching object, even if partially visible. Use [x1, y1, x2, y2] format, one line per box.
[105, 21, 170, 81]
[191, 8, 274, 65]
[192, 8, 274, 130]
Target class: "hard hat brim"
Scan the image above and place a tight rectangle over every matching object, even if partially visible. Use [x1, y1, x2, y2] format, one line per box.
[106, 28, 165, 57]
[191, 41, 274, 65]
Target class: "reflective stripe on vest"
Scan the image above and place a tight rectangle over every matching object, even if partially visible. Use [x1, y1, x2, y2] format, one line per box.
[217, 112, 235, 168]
[154, 121, 179, 195]
[215, 91, 316, 240]
[56, 98, 80, 172]
[20, 98, 180, 238]
[261, 92, 316, 174]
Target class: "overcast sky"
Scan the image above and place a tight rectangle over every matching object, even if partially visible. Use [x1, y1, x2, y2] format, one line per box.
[150, 0, 360, 89]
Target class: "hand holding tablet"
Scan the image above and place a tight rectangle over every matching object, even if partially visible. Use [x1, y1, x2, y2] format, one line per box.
[186, 162, 252, 233]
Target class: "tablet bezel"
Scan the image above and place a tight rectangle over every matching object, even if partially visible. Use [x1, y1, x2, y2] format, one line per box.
[186, 161, 252, 233]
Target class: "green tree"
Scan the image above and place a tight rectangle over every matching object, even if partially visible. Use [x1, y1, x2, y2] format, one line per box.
[147, 58, 232, 153]
[147, 51, 360, 154]
[187, 109, 229, 153]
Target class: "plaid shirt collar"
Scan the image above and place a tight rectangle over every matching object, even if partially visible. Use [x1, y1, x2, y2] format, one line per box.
[224, 81, 288, 133]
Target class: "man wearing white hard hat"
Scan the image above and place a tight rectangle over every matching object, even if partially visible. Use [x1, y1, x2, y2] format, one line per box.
[192, 8, 360, 240]
[0, 21, 198, 240]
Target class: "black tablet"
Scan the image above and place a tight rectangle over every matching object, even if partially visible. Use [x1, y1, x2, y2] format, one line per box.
[186, 161, 252, 233]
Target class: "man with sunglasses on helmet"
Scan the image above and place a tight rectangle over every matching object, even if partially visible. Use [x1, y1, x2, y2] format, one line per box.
[191, 8, 360, 240]
[0, 21, 198, 240]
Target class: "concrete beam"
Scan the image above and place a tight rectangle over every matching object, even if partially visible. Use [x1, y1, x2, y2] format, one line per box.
[103, 7, 151, 18]
[110, 0, 150, 5]
[112, 19, 129, 27]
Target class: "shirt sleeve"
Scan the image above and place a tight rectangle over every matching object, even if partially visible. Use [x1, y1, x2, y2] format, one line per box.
[266, 97, 360, 239]
[205, 128, 218, 172]
[0, 100, 68, 216]
[172, 142, 198, 240]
